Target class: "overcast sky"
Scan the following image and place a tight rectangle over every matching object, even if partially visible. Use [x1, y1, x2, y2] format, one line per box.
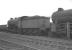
[0, 0, 72, 25]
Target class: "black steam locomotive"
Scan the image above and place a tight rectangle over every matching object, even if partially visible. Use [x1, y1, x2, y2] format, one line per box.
[1, 8, 72, 39]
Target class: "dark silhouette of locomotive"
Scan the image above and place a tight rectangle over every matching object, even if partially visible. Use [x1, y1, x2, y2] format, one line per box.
[7, 15, 51, 36]
[52, 8, 72, 39]
[3, 8, 72, 39]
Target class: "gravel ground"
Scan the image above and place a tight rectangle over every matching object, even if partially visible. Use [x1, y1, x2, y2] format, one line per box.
[0, 32, 72, 50]
[0, 48, 3, 50]
[0, 39, 39, 50]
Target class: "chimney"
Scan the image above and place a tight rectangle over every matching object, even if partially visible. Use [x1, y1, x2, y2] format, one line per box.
[58, 8, 64, 11]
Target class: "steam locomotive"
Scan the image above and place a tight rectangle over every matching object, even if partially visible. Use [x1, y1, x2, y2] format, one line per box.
[7, 15, 51, 36]
[4, 8, 72, 39]
[52, 8, 72, 38]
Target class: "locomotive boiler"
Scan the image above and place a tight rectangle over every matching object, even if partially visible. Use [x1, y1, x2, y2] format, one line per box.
[7, 15, 51, 36]
[52, 8, 72, 24]
[52, 8, 72, 38]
